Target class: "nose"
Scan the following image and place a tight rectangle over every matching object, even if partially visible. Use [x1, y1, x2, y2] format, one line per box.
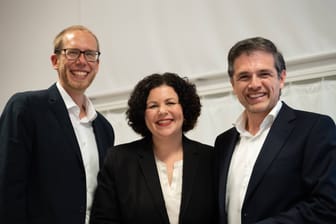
[76, 52, 87, 63]
[248, 75, 261, 89]
[158, 105, 168, 115]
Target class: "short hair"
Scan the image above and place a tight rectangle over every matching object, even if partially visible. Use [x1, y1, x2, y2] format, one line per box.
[53, 25, 100, 52]
[227, 37, 286, 78]
[126, 72, 201, 137]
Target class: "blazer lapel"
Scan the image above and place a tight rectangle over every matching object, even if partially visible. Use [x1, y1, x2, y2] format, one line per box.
[179, 137, 200, 218]
[245, 103, 296, 200]
[137, 139, 170, 224]
[92, 118, 111, 168]
[92, 120, 103, 167]
[218, 129, 240, 215]
[47, 84, 84, 168]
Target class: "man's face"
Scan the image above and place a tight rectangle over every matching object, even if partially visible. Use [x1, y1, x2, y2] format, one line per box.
[230, 50, 286, 118]
[51, 30, 99, 96]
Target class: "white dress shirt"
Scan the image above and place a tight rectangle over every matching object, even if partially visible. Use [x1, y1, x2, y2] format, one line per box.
[56, 82, 99, 224]
[226, 101, 282, 224]
[155, 158, 183, 224]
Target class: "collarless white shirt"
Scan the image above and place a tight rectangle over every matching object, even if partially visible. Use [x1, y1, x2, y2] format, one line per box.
[226, 101, 282, 224]
[155, 158, 183, 224]
[56, 82, 99, 224]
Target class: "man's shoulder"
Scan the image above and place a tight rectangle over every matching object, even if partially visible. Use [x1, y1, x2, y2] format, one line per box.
[282, 102, 333, 121]
[12, 88, 47, 99]
[215, 126, 238, 144]
[217, 126, 237, 137]
[278, 102, 335, 130]
[94, 111, 114, 131]
[4, 88, 50, 111]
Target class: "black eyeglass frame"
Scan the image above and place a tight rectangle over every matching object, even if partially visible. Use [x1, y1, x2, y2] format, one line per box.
[54, 48, 101, 62]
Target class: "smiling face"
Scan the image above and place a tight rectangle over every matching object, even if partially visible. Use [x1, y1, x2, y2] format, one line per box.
[145, 85, 184, 140]
[231, 50, 286, 119]
[51, 30, 99, 96]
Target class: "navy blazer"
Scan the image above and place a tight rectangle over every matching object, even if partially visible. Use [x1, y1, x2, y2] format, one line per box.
[90, 136, 217, 224]
[214, 102, 336, 223]
[0, 84, 115, 224]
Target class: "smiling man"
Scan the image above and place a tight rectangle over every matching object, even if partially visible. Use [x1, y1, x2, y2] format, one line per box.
[0, 25, 115, 224]
[215, 37, 336, 224]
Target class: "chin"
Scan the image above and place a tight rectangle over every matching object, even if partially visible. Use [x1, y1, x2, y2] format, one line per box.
[248, 104, 268, 113]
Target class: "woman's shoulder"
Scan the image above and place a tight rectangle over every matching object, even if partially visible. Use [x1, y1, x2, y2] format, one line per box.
[183, 136, 213, 151]
[108, 137, 153, 157]
[111, 138, 147, 150]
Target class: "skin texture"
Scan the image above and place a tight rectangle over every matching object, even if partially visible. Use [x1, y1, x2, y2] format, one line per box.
[50, 30, 99, 112]
[230, 50, 286, 134]
[145, 85, 185, 184]
[145, 85, 184, 140]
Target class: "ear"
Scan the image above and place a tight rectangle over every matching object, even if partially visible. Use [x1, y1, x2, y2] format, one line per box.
[94, 59, 100, 73]
[279, 70, 286, 89]
[230, 78, 237, 95]
[51, 54, 59, 70]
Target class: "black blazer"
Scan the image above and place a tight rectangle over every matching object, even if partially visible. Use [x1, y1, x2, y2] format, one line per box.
[90, 136, 217, 224]
[215, 102, 336, 224]
[0, 84, 115, 224]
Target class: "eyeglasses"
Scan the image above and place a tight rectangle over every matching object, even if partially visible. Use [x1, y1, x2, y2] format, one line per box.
[55, 48, 100, 62]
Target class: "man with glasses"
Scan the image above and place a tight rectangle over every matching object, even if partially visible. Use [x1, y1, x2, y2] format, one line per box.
[0, 25, 115, 224]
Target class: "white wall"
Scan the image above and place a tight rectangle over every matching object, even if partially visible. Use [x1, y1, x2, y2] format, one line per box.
[0, 0, 79, 111]
[98, 55, 336, 145]
[1, 0, 336, 118]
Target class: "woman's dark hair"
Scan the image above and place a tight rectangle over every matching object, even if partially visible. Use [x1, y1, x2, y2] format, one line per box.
[227, 37, 286, 78]
[126, 72, 201, 137]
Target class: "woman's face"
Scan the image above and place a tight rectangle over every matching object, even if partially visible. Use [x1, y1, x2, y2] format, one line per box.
[145, 85, 184, 140]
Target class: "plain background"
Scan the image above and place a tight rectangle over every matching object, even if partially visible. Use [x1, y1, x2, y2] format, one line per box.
[1, 0, 336, 110]
[1, 0, 335, 145]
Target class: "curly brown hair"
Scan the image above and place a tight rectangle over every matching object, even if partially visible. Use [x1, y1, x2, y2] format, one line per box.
[126, 72, 201, 137]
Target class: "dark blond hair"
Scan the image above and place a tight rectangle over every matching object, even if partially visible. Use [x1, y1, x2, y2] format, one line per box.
[53, 25, 100, 52]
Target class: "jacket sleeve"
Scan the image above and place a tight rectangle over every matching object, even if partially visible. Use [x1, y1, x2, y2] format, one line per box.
[0, 94, 33, 224]
[256, 115, 336, 224]
[90, 149, 122, 224]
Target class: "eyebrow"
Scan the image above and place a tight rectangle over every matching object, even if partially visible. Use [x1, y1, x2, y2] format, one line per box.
[237, 68, 274, 75]
[258, 69, 274, 73]
[146, 97, 178, 103]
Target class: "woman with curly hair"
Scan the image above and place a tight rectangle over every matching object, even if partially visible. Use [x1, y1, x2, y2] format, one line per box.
[90, 72, 217, 224]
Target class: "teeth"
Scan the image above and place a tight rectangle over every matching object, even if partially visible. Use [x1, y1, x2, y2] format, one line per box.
[249, 93, 264, 98]
[157, 119, 171, 124]
[73, 71, 87, 76]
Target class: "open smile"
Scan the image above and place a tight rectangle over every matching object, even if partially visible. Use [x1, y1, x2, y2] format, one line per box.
[156, 118, 174, 126]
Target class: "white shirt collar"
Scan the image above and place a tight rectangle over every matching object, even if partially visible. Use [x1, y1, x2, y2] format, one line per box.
[56, 82, 97, 122]
[234, 100, 283, 135]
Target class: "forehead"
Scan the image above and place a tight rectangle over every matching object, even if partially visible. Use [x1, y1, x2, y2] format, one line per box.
[147, 85, 178, 100]
[233, 50, 275, 72]
[62, 30, 97, 49]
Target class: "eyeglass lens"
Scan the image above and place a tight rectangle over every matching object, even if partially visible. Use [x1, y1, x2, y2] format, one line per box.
[64, 49, 99, 62]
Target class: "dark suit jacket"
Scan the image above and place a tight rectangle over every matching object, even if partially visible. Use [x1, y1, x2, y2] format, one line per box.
[214, 102, 336, 224]
[90, 136, 217, 224]
[0, 84, 115, 224]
